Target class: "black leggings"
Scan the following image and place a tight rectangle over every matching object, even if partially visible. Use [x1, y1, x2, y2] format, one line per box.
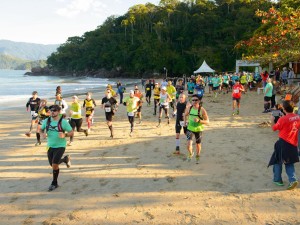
[128, 116, 134, 132]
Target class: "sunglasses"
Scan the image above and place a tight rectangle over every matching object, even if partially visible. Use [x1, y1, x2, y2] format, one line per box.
[192, 99, 199, 102]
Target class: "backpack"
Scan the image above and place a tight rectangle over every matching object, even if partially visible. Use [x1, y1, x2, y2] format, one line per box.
[188, 105, 203, 120]
[46, 116, 64, 132]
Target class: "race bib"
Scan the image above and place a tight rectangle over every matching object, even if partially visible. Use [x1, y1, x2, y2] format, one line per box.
[179, 121, 185, 126]
[105, 107, 111, 113]
[31, 111, 38, 117]
[128, 112, 134, 117]
[233, 89, 239, 93]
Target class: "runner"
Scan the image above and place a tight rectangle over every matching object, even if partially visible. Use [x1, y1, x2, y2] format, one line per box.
[68, 96, 88, 146]
[232, 79, 245, 116]
[194, 78, 205, 100]
[117, 82, 126, 104]
[187, 79, 195, 99]
[145, 80, 152, 106]
[153, 83, 161, 116]
[54, 93, 68, 117]
[157, 86, 172, 127]
[175, 79, 185, 102]
[240, 72, 248, 93]
[25, 91, 41, 137]
[211, 75, 220, 98]
[101, 90, 118, 138]
[35, 99, 50, 146]
[166, 80, 177, 113]
[123, 90, 140, 136]
[173, 93, 189, 155]
[262, 78, 273, 113]
[40, 105, 73, 191]
[134, 88, 144, 124]
[184, 94, 209, 163]
[222, 73, 230, 94]
[83, 92, 97, 132]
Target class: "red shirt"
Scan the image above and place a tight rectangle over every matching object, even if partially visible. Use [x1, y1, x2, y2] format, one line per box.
[232, 84, 243, 99]
[272, 113, 300, 146]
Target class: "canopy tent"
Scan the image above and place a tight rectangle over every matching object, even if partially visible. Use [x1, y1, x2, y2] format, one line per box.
[194, 60, 215, 74]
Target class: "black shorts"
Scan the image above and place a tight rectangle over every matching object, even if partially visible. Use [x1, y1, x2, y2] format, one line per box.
[222, 83, 228, 88]
[146, 93, 151, 98]
[188, 90, 194, 95]
[264, 96, 272, 101]
[213, 86, 219, 91]
[175, 120, 187, 134]
[232, 97, 240, 103]
[208, 84, 213, 87]
[186, 130, 202, 144]
[47, 147, 65, 166]
[137, 106, 142, 112]
[105, 112, 114, 121]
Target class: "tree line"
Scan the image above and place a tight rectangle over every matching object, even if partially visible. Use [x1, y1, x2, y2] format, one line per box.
[47, 0, 278, 76]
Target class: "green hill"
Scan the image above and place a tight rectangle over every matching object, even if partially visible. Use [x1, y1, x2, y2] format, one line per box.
[0, 54, 47, 70]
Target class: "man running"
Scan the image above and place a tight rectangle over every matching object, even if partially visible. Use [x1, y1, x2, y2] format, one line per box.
[232, 79, 245, 116]
[35, 99, 50, 146]
[68, 96, 88, 146]
[83, 92, 97, 132]
[54, 93, 68, 117]
[123, 90, 140, 136]
[184, 95, 209, 163]
[166, 80, 177, 113]
[153, 83, 161, 115]
[173, 94, 189, 155]
[41, 105, 73, 191]
[262, 78, 273, 113]
[25, 91, 41, 137]
[157, 86, 172, 127]
[145, 80, 152, 106]
[134, 88, 144, 124]
[102, 89, 118, 138]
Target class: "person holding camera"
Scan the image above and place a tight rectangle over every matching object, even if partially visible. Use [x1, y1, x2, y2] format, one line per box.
[184, 94, 209, 163]
[268, 100, 300, 190]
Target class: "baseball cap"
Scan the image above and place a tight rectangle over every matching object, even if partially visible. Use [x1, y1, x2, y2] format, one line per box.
[72, 95, 78, 99]
[130, 90, 134, 94]
[49, 105, 61, 111]
[162, 86, 167, 91]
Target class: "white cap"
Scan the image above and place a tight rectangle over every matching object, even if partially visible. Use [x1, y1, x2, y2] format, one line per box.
[130, 90, 134, 94]
[72, 95, 78, 99]
[162, 86, 167, 91]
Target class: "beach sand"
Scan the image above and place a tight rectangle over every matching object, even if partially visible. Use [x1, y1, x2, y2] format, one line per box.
[1, 88, 300, 225]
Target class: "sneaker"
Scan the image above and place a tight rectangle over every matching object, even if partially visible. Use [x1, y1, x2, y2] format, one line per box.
[232, 112, 235, 116]
[156, 124, 161, 128]
[273, 181, 284, 186]
[262, 110, 269, 113]
[167, 119, 170, 125]
[129, 131, 133, 137]
[64, 155, 71, 168]
[67, 141, 72, 146]
[35, 141, 41, 146]
[287, 181, 298, 190]
[187, 152, 194, 162]
[84, 130, 89, 136]
[196, 155, 200, 164]
[48, 184, 58, 191]
[25, 132, 31, 137]
[173, 150, 180, 155]
[236, 110, 239, 115]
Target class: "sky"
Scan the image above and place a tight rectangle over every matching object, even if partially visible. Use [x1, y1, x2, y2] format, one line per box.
[0, 0, 159, 45]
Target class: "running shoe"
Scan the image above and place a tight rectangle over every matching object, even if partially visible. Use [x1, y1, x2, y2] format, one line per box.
[67, 141, 73, 146]
[48, 184, 58, 191]
[35, 141, 41, 146]
[187, 152, 194, 162]
[167, 119, 170, 125]
[232, 112, 235, 116]
[84, 130, 89, 136]
[236, 110, 239, 115]
[64, 155, 71, 168]
[273, 181, 284, 186]
[173, 150, 180, 155]
[156, 124, 161, 128]
[287, 181, 298, 190]
[129, 131, 133, 137]
[196, 155, 200, 164]
[25, 132, 31, 137]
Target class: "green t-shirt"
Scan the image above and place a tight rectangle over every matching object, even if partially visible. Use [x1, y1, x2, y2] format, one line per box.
[187, 107, 204, 132]
[70, 102, 82, 119]
[41, 118, 72, 148]
[123, 96, 139, 113]
[212, 77, 220, 87]
[264, 82, 273, 97]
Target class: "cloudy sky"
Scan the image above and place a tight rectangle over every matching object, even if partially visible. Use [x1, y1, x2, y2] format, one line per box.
[0, 0, 159, 45]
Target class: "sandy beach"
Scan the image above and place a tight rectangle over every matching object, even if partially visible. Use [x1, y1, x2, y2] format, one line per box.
[1, 87, 300, 225]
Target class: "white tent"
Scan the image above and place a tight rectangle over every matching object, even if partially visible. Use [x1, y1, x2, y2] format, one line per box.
[194, 60, 215, 73]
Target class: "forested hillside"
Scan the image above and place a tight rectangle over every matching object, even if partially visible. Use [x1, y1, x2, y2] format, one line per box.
[47, 0, 274, 75]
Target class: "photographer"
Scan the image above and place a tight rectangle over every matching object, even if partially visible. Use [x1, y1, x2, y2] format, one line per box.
[268, 100, 300, 190]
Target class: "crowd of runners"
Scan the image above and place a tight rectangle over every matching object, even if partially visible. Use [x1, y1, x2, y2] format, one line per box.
[24, 69, 300, 191]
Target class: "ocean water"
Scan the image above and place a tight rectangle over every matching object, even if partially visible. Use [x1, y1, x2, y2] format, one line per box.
[0, 70, 138, 109]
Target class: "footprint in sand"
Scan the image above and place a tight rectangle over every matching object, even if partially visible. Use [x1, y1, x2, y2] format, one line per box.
[99, 179, 110, 187]
[144, 212, 155, 220]
[166, 176, 175, 183]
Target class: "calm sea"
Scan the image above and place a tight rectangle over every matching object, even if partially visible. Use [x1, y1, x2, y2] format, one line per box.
[0, 70, 139, 109]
